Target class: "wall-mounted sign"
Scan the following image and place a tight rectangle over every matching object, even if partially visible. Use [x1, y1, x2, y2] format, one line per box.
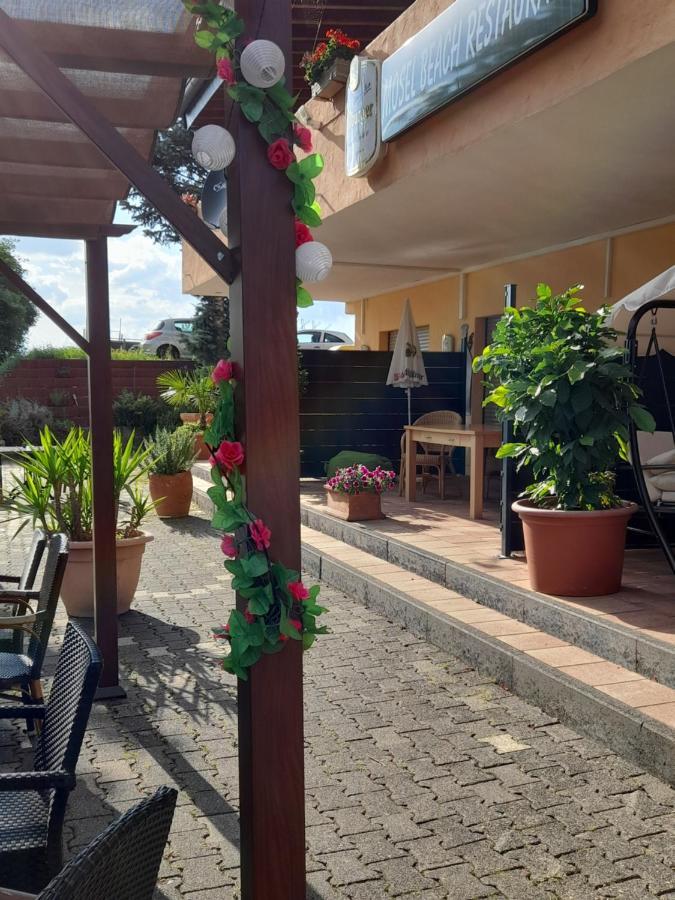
[345, 56, 385, 178]
[381, 0, 597, 142]
[201, 169, 227, 229]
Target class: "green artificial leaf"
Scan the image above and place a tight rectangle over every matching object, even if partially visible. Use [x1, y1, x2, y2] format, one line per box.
[302, 632, 316, 651]
[194, 30, 216, 48]
[267, 80, 295, 111]
[298, 153, 324, 180]
[240, 553, 269, 579]
[295, 201, 322, 227]
[247, 588, 273, 617]
[296, 283, 314, 308]
[241, 99, 264, 123]
[212, 504, 248, 533]
[629, 405, 656, 433]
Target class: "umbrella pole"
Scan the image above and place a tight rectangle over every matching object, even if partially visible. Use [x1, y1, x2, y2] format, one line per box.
[407, 387, 411, 426]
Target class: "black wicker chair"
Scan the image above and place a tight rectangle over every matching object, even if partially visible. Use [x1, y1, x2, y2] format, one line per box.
[0, 786, 177, 900]
[0, 621, 102, 894]
[0, 531, 47, 654]
[0, 534, 68, 716]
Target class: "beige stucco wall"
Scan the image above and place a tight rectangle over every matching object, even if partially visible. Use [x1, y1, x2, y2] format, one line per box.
[347, 222, 675, 350]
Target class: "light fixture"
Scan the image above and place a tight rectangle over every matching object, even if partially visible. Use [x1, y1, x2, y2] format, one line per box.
[192, 125, 236, 171]
[296, 241, 333, 283]
[240, 40, 285, 89]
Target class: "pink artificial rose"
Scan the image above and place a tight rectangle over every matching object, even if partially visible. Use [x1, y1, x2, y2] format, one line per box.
[295, 220, 313, 248]
[217, 57, 236, 86]
[288, 580, 309, 602]
[249, 518, 271, 552]
[267, 138, 295, 171]
[212, 359, 234, 383]
[244, 609, 256, 624]
[293, 124, 313, 153]
[213, 441, 245, 472]
[220, 535, 237, 558]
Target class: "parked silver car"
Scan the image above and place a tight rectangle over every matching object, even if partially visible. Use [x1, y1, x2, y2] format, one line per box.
[297, 329, 352, 350]
[140, 319, 195, 359]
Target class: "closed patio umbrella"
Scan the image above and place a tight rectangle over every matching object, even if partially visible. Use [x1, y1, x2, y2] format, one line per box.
[387, 298, 428, 424]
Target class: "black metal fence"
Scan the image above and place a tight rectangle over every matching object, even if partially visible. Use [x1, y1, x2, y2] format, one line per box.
[299, 350, 466, 478]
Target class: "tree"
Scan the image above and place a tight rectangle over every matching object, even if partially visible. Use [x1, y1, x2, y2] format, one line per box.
[0, 240, 37, 362]
[120, 122, 204, 245]
[187, 296, 230, 366]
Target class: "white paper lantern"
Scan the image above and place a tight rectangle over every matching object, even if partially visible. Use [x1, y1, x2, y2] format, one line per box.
[296, 241, 333, 283]
[240, 40, 285, 89]
[192, 125, 236, 171]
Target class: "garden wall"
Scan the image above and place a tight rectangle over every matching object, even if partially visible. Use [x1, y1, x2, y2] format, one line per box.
[299, 351, 467, 478]
[0, 358, 194, 427]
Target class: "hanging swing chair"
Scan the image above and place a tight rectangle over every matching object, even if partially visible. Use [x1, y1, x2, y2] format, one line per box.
[608, 267, 675, 575]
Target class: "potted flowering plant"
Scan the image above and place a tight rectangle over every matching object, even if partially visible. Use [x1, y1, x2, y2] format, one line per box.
[301, 29, 361, 100]
[325, 465, 396, 521]
[473, 283, 655, 596]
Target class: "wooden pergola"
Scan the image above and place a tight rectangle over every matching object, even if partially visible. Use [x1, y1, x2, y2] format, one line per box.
[0, 2, 303, 896]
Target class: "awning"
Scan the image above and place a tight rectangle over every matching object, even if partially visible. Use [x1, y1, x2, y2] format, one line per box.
[608, 266, 675, 324]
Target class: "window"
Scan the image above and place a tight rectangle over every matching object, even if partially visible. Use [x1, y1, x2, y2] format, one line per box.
[388, 325, 430, 351]
[298, 331, 321, 344]
[174, 320, 194, 334]
[323, 332, 344, 343]
[154, 321, 165, 331]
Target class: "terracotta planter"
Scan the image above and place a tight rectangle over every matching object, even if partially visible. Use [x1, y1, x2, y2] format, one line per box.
[180, 413, 213, 460]
[60, 532, 154, 617]
[311, 58, 351, 100]
[149, 471, 193, 518]
[324, 486, 384, 522]
[513, 500, 637, 596]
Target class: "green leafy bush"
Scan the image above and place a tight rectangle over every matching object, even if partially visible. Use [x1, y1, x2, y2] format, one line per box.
[0, 399, 53, 446]
[473, 283, 655, 510]
[145, 426, 197, 476]
[113, 390, 180, 439]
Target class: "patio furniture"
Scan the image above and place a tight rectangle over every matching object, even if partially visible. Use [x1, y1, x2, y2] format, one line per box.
[399, 411, 463, 500]
[0, 531, 47, 654]
[0, 534, 68, 723]
[0, 621, 102, 895]
[0, 786, 176, 900]
[403, 423, 502, 519]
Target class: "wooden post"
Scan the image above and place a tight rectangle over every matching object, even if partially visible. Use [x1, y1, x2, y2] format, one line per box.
[228, 1, 304, 896]
[86, 237, 122, 697]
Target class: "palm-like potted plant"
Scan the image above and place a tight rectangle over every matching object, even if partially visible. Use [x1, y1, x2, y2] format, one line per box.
[325, 465, 396, 521]
[146, 426, 197, 519]
[5, 427, 156, 615]
[473, 283, 655, 596]
[156, 368, 217, 460]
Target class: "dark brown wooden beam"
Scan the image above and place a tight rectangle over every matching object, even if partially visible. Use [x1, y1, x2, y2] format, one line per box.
[0, 8, 238, 285]
[229, 1, 304, 897]
[0, 257, 89, 351]
[15, 20, 214, 79]
[85, 237, 123, 697]
[0, 223, 134, 240]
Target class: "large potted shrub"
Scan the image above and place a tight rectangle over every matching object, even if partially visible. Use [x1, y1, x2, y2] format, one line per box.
[473, 283, 655, 596]
[146, 426, 197, 519]
[325, 465, 396, 521]
[5, 427, 156, 615]
[156, 368, 217, 460]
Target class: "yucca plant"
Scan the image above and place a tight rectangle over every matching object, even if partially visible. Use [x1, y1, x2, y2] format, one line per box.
[4, 426, 155, 540]
[156, 368, 217, 429]
[145, 426, 197, 476]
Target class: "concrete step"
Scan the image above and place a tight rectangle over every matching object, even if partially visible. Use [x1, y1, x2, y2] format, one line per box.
[300, 502, 675, 692]
[301, 525, 675, 786]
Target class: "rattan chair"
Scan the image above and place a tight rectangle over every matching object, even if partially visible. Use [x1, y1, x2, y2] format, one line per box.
[399, 410, 463, 500]
[0, 531, 47, 654]
[0, 787, 177, 900]
[0, 534, 68, 719]
[0, 621, 102, 894]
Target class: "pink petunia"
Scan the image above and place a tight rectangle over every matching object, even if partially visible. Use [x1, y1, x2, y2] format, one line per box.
[249, 519, 271, 552]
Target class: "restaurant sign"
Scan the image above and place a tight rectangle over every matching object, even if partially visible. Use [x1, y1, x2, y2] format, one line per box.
[381, 0, 597, 142]
[345, 56, 385, 178]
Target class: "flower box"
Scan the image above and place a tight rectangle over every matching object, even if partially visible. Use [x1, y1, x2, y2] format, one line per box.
[324, 486, 384, 521]
[311, 58, 351, 101]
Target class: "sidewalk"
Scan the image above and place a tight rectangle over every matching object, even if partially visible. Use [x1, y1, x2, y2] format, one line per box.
[1, 510, 674, 899]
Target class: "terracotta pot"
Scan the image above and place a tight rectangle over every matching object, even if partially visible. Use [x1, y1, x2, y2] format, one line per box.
[513, 500, 637, 596]
[60, 532, 154, 617]
[179, 414, 213, 460]
[149, 471, 193, 518]
[324, 486, 384, 522]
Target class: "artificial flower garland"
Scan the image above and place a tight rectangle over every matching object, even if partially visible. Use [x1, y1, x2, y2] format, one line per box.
[183, 0, 326, 308]
[206, 360, 327, 680]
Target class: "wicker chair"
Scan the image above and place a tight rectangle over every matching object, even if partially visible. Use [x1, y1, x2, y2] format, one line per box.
[0, 531, 47, 654]
[0, 787, 178, 900]
[0, 621, 102, 894]
[0, 534, 68, 719]
[399, 410, 463, 500]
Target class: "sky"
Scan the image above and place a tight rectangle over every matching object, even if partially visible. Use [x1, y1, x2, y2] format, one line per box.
[12, 224, 354, 349]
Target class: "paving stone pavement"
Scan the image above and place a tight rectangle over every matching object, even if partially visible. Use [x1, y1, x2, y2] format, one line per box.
[1, 510, 674, 899]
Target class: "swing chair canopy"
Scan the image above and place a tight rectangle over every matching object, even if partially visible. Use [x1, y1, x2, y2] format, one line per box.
[608, 265, 675, 324]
